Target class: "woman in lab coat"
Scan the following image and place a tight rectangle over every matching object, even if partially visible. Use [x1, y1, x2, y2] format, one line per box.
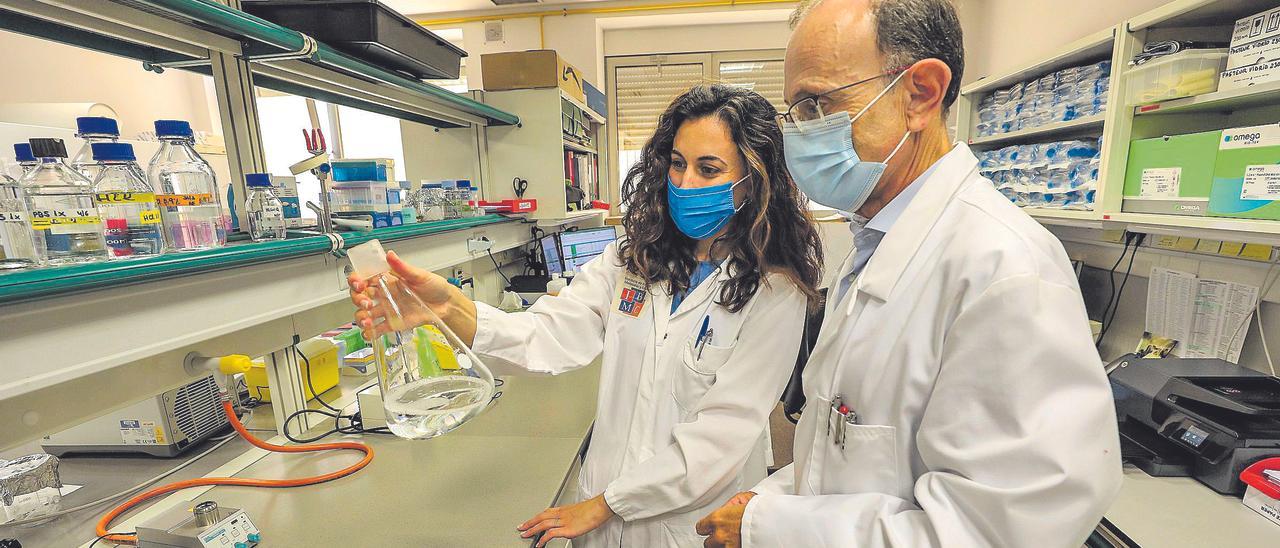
[348, 84, 823, 547]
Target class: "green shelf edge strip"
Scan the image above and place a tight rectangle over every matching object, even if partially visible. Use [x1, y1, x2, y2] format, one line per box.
[134, 0, 520, 127]
[0, 215, 514, 303]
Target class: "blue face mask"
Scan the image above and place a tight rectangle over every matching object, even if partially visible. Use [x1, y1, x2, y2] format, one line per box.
[667, 174, 748, 240]
[781, 71, 912, 214]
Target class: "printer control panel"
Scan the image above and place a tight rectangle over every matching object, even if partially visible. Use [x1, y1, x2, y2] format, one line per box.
[1161, 416, 1230, 463]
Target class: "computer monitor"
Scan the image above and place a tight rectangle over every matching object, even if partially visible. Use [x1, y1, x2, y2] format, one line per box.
[541, 234, 565, 276]
[559, 227, 616, 273]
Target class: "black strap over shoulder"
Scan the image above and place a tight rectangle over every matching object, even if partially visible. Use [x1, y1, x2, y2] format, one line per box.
[782, 289, 826, 423]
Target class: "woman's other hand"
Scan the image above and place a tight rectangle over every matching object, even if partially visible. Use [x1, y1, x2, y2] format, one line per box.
[517, 495, 616, 547]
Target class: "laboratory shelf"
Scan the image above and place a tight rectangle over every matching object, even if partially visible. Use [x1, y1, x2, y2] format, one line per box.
[563, 138, 598, 154]
[1, 214, 533, 448]
[1127, 0, 1278, 32]
[0, 0, 519, 129]
[1133, 79, 1280, 116]
[1103, 212, 1280, 246]
[0, 215, 510, 303]
[959, 27, 1115, 96]
[1023, 208, 1111, 230]
[966, 114, 1107, 148]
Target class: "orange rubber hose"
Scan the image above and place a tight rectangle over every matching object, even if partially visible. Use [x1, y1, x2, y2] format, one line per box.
[95, 400, 373, 545]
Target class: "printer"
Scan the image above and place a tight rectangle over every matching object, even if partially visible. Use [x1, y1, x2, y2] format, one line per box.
[1109, 354, 1280, 495]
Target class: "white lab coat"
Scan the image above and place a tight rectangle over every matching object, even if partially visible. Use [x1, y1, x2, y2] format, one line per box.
[472, 242, 807, 547]
[741, 144, 1123, 547]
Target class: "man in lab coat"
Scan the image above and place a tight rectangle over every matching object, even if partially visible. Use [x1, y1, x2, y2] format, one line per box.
[696, 0, 1123, 545]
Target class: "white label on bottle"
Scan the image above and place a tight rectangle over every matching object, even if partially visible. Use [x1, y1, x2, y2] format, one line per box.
[0, 210, 24, 223]
[1241, 165, 1280, 200]
[1140, 167, 1181, 197]
[263, 204, 284, 217]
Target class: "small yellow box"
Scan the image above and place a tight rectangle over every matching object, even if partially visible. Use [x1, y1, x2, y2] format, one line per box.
[245, 339, 340, 403]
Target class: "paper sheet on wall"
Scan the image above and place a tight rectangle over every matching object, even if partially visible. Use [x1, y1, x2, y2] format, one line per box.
[1144, 267, 1259, 363]
[1146, 267, 1197, 345]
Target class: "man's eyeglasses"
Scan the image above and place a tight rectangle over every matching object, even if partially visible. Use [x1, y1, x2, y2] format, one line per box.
[777, 66, 909, 126]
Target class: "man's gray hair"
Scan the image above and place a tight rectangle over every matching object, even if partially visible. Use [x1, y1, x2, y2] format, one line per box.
[791, 0, 966, 109]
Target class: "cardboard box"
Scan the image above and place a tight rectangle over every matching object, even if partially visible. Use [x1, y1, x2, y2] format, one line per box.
[271, 175, 302, 222]
[481, 50, 587, 102]
[1123, 130, 1222, 216]
[1207, 124, 1280, 220]
[584, 80, 607, 119]
[1229, 6, 1280, 55]
[1221, 6, 1280, 92]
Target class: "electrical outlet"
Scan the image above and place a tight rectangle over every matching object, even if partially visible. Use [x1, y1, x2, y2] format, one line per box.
[484, 21, 504, 42]
[468, 236, 493, 253]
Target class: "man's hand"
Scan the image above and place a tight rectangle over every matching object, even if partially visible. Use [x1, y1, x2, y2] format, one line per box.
[696, 491, 755, 547]
[517, 495, 615, 547]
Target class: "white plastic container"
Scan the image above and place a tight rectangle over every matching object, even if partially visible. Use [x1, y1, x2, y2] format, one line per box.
[1126, 49, 1228, 105]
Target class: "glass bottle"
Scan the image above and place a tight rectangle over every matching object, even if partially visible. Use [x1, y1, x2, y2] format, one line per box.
[148, 120, 226, 251]
[21, 138, 108, 265]
[69, 116, 120, 183]
[0, 171, 39, 270]
[244, 173, 286, 242]
[92, 142, 164, 259]
[347, 239, 496, 440]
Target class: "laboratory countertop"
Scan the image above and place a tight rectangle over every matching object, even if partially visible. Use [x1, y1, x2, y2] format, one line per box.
[97, 366, 599, 547]
[1106, 464, 1280, 546]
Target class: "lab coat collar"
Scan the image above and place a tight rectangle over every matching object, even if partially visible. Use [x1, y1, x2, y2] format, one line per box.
[864, 162, 936, 235]
[855, 143, 977, 301]
[668, 258, 730, 322]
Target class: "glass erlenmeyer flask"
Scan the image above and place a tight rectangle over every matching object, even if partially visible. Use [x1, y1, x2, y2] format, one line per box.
[348, 240, 496, 440]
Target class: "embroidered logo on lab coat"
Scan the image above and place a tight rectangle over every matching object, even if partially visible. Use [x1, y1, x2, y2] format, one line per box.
[615, 272, 648, 317]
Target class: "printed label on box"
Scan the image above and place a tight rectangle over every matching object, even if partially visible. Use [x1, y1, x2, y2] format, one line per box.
[120, 419, 159, 445]
[1140, 167, 1182, 197]
[1240, 164, 1280, 200]
[1221, 125, 1280, 150]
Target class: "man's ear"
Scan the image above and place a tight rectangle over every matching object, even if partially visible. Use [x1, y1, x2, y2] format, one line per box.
[901, 59, 951, 131]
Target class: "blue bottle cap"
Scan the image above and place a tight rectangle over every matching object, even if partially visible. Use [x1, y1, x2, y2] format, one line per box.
[91, 142, 136, 162]
[76, 116, 119, 137]
[13, 143, 34, 163]
[154, 119, 193, 138]
[245, 173, 273, 187]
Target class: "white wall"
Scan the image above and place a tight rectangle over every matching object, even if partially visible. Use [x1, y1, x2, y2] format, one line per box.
[0, 30, 218, 139]
[425, 4, 794, 91]
[956, 0, 1172, 84]
[603, 21, 792, 57]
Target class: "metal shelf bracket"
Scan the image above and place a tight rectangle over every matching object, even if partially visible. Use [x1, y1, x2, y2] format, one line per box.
[143, 32, 319, 73]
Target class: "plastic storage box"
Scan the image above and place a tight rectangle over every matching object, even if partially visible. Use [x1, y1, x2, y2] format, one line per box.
[240, 0, 466, 80]
[330, 181, 400, 213]
[331, 158, 394, 182]
[244, 339, 339, 403]
[1122, 130, 1222, 216]
[1127, 49, 1228, 105]
[1207, 123, 1280, 220]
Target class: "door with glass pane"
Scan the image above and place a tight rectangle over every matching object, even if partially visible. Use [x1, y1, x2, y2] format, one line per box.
[605, 50, 785, 208]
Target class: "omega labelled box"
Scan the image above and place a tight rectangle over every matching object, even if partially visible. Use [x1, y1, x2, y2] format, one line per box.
[1122, 130, 1221, 216]
[1207, 124, 1280, 220]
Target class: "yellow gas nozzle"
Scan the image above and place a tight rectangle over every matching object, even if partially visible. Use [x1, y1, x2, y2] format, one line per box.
[218, 354, 253, 375]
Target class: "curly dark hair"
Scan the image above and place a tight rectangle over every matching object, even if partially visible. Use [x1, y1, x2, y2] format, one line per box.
[619, 84, 824, 312]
